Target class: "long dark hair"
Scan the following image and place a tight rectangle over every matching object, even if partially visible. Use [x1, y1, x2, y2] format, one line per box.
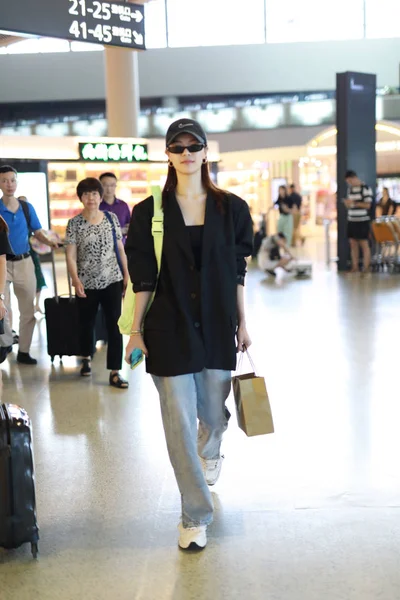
[278, 185, 287, 198]
[0, 216, 8, 233]
[163, 163, 227, 213]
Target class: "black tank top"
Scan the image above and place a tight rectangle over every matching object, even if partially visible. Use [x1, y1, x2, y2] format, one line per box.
[187, 225, 204, 271]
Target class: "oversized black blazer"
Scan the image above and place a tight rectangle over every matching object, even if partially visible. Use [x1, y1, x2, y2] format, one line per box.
[125, 190, 253, 377]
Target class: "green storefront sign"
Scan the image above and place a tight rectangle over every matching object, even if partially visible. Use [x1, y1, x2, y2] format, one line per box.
[79, 142, 149, 162]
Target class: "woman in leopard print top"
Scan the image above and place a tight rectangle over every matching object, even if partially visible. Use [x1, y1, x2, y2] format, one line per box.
[65, 177, 129, 388]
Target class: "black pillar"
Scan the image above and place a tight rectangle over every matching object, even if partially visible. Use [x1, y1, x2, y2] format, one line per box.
[336, 72, 376, 271]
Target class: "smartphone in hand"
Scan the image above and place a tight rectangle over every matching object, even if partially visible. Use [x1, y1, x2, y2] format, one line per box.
[130, 348, 144, 371]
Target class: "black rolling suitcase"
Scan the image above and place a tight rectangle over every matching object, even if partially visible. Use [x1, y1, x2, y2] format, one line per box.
[44, 249, 82, 362]
[0, 404, 39, 558]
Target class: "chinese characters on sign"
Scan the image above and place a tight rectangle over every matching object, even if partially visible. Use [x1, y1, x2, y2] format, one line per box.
[79, 143, 149, 162]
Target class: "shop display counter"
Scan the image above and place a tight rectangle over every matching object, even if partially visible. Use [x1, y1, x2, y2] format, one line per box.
[48, 161, 167, 237]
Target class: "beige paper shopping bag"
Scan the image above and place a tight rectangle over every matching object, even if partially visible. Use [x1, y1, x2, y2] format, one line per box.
[233, 352, 274, 437]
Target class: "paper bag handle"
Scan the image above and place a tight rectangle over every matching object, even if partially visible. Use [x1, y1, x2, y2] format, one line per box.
[237, 349, 257, 375]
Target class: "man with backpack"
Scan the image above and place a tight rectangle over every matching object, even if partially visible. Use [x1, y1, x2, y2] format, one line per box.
[0, 165, 58, 364]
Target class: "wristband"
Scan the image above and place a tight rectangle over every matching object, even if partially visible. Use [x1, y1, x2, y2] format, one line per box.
[130, 330, 143, 336]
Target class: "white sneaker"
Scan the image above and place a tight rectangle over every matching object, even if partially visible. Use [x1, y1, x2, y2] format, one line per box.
[200, 456, 224, 486]
[178, 523, 207, 550]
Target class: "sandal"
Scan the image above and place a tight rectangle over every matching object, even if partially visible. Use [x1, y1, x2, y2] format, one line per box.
[109, 372, 129, 389]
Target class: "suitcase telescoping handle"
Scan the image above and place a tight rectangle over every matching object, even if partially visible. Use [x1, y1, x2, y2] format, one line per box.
[50, 247, 58, 300]
[51, 245, 73, 303]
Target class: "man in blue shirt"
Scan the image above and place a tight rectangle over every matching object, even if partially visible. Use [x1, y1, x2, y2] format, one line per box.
[0, 165, 58, 364]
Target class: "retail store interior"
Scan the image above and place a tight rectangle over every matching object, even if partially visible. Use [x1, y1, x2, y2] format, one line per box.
[1, 2, 400, 599]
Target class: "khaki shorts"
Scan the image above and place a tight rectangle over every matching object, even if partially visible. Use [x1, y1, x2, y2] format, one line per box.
[260, 259, 280, 271]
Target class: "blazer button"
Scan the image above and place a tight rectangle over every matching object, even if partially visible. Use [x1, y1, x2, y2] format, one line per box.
[191, 293, 196, 299]
[194, 322, 200, 328]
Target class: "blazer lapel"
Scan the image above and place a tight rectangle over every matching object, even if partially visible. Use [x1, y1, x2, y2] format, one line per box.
[201, 191, 220, 268]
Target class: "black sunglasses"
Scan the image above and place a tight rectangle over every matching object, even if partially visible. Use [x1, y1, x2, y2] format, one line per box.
[167, 143, 205, 154]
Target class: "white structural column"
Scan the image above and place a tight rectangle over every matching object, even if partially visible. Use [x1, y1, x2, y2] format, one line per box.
[104, 47, 140, 137]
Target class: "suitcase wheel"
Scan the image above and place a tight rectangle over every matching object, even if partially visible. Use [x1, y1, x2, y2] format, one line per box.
[59, 355, 63, 363]
[51, 356, 55, 363]
[31, 542, 38, 559]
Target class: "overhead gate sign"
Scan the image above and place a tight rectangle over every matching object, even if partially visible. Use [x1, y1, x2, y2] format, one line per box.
[0, 0, 145, 50]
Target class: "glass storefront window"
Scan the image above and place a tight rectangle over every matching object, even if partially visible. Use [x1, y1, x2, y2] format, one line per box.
[196, 108, 237, 133]
[138, 115, 151, 137]
[0, 126, 32, 135]
[5, 39, 41, 54]
[365, 0, 400, 39]
[1, 2, 399, 53]
[290, 100, 334, 126]
[153, 111, 193, 135]
[35, 123, 69, 136]
[145, 0, 167, 48]
[266, 0, 364, 43]
[36, 38, 70, 53]
[71, 119, 108, 137]
[242, 105, 284, 129]
[167, 0, 266, 47]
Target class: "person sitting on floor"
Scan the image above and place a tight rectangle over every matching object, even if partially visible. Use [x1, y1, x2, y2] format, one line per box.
[258, 232, 295, 277]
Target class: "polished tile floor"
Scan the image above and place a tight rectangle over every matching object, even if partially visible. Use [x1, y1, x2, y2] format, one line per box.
[2, 242, 400, 600]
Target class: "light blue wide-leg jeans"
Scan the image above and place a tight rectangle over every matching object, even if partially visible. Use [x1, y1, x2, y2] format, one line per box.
[152, 368, 232, 528]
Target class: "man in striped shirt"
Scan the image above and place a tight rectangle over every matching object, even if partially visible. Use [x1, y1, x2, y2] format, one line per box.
[344, 170, 373, 275]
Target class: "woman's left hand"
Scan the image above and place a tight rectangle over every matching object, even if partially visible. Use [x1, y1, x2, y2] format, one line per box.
[237, 323, 252, 353]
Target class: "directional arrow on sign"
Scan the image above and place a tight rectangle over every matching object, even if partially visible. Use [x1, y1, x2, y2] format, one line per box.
[132, 10, 143, 23]
[133, 31, 144, 45]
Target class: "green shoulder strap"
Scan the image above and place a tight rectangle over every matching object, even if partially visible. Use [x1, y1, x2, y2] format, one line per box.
[118, 186, 164, 337]
[150, 185, 164, 275]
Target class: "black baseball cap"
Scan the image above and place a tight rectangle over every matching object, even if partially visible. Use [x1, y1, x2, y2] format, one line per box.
[166, 118, 207, 147]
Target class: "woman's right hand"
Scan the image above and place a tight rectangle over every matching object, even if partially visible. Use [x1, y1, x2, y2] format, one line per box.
[72, 278, 86, 298]
[124, 334, 148, 365]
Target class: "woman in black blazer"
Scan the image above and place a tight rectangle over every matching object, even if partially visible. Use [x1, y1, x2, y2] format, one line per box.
[125, 119, 253, 550]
